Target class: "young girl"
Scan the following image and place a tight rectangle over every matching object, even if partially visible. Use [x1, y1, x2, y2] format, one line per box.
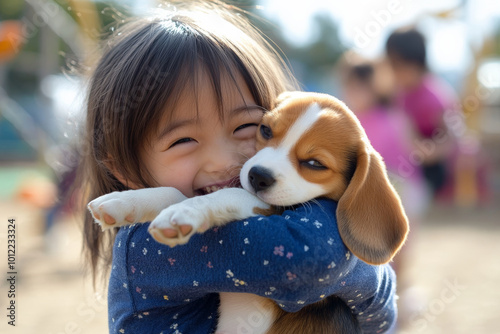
[81, 2, 398, 333]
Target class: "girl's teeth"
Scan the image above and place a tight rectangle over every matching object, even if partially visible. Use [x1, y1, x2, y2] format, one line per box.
[204, 185, 230, 194]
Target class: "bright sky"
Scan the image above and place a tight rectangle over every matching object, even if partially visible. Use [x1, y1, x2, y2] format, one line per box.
[257, 0, 500, 73]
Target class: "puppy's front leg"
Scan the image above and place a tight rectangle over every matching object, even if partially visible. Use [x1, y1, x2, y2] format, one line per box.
[148, 188, 270, 246]
[88, 187, 187, 230]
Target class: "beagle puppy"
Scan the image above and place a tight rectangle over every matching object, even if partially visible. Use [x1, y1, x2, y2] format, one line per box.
[89, 91, 409, 334]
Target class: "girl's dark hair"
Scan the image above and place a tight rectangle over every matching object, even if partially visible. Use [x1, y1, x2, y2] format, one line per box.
[385, 28, 427, 68]
[79, 1, 297, 284]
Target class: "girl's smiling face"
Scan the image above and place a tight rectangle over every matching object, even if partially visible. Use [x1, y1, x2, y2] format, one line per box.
[141, 69, 265, 198]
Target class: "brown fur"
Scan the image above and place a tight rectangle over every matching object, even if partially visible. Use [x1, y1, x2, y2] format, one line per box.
[252, 91, 408, 333]
[253, 206, 283, 216]
[267, 297, 361, 334]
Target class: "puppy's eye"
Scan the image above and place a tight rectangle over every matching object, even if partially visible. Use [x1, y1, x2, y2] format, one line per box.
[259, 125, 273, 139]
[302, 160, 327, 170]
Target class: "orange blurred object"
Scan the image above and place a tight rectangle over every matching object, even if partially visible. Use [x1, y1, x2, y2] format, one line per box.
[16, 176, 57, 209]
[0, 20, 23, 63]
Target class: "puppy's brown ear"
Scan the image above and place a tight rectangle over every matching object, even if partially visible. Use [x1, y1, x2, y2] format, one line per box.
[337, 144, 409, 265]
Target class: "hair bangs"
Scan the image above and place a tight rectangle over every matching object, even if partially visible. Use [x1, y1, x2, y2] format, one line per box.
[146, 18, 264, 143]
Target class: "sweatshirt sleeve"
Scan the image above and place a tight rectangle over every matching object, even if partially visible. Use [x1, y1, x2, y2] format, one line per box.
[110, 197, 396, 333]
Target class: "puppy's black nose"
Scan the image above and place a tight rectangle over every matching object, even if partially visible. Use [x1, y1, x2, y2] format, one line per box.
[248, 166, 275, 192]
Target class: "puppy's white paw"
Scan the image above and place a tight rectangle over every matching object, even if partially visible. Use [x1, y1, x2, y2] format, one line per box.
[88, 191, 139, 230]
[148, 201, 209, 247]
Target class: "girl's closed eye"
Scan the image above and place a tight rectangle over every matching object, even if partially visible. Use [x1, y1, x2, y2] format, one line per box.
[168, 137, 197, 149]
[234, 123, 259, 138]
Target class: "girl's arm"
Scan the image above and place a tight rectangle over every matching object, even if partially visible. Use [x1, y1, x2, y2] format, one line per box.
[113, 198, 396, 333]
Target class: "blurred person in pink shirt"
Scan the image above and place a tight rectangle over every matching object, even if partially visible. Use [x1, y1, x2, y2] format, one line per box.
[385, 28, 462, 198]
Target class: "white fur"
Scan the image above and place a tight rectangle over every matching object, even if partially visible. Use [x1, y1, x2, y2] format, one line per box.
[149, 188, 270, 247]
[217, 293, 275, 334]
[280, 103, 322, 148]
[88, 187, 187, 230]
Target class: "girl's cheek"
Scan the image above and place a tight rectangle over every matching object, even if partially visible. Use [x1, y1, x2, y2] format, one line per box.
[158, 173, 195, 197]
[239, 138, 258, 160]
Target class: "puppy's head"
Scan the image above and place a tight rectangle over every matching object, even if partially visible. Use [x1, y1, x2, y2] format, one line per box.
[240, 91, 408, 264]
[241, 92, 359, 204]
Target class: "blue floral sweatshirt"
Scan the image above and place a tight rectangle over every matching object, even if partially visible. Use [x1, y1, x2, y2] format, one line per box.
[108, 198, 397, 334]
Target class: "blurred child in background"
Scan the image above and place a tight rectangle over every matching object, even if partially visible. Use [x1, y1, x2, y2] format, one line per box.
[385, 28, 461, 199]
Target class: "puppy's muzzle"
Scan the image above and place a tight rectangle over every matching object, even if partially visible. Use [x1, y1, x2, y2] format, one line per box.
[248, 166, 275, 192]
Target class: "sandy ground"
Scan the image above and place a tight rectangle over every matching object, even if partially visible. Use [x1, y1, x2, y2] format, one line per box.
[0, 198, 499, 334]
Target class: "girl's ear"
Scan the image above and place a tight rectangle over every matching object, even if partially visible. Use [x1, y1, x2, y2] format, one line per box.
[104, 157, 140, 190]
[336, 144, 409, 265]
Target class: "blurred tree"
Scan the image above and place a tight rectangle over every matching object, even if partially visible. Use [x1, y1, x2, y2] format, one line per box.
[0, 0, 130, 161]
[284, 12, 345, 88]
[1, 0, 130, 97]
[0, 1, 24, 21]
[290, 13, 345, 68]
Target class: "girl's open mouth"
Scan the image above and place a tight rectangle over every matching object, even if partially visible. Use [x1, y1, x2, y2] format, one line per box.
[195, 177, 242, 195]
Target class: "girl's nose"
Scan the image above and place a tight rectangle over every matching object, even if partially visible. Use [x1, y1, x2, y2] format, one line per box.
[202, 141, 241, 174]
